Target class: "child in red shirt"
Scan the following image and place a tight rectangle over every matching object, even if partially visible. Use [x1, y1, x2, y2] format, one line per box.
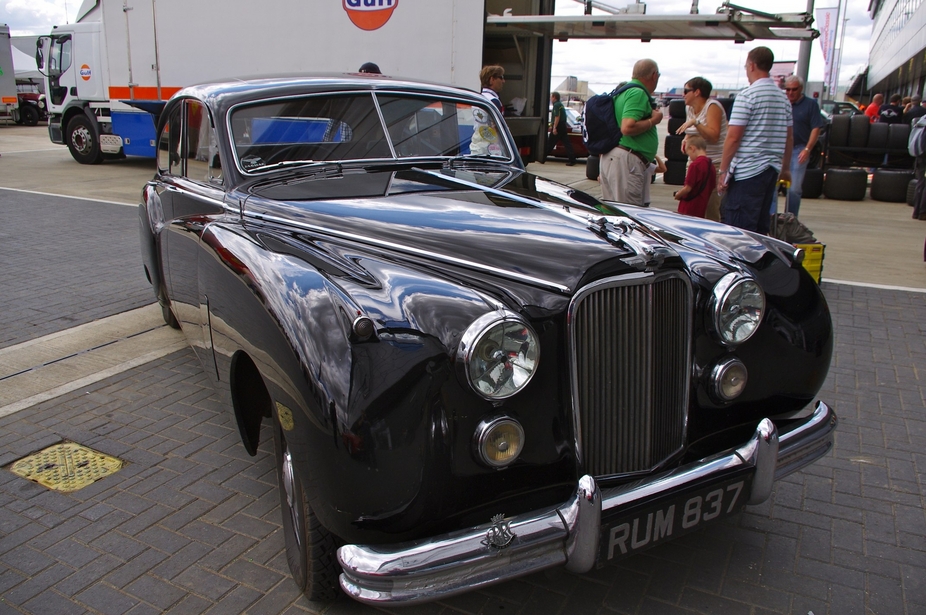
[673, 136, 715, 218]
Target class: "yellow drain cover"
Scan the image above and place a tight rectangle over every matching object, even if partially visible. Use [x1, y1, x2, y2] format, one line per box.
[9, 442, 123, 492]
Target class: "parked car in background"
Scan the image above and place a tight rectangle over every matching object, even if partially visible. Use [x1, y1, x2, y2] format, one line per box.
[13, 80, 46, 126]
[549, 106, 588, 159]
[139, 74, 837, 606]
[820, 99, 861, 120]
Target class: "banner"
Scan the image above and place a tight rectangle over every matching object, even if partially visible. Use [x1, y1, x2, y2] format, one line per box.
[817, 7, 839, 91]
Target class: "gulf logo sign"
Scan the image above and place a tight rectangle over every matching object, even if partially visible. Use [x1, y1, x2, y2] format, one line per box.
[80, 64, 92, 81]
[343, 0, 398, 31]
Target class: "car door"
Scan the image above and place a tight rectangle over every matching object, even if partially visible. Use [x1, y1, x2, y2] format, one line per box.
[157, 98, 226, 378]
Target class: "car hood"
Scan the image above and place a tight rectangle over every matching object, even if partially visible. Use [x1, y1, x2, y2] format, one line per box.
[241, 167, 773, 296]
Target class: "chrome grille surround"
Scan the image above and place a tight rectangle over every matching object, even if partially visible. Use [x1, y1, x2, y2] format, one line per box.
[567, 271, 693, 478]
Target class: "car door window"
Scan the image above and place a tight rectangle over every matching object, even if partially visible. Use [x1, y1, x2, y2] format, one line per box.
[157, 105, 182, 175]
[184, 101, 223, 184]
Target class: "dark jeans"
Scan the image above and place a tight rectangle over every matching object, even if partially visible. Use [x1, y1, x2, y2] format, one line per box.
[546, 128, 576, 161]
[722, 166, 779, 235]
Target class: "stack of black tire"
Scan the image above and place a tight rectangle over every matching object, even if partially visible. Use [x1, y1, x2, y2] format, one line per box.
[663, 100, 688, 185]
[823, 115, 913, 201]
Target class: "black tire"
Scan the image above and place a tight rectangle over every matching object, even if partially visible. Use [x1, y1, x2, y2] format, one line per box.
[848, 115, 870, 148]
[802, 168, 824, 199]
[823, 168, 867, 201]
[828, 114, 850, 148]
[669, 99, 687, 119]
[667, 117, 685, 134]
[586, 154, 599, 181]
[870, 169, 914, 202]
[664, 135, 687, 161]
[161, 304, 180, 329]
[866, 123, 889, 150]
[20, 104, 40, 127]
[664, 159, 687, 185]
[907, 178, 917, 206]
[274, 419, 342, 601]
[66, 114, 104, 165]
[887, 123, 910, 151]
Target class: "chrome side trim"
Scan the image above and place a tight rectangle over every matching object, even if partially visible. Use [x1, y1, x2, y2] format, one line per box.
[337, 402, 836, 605]
[240, 210, 571, 293]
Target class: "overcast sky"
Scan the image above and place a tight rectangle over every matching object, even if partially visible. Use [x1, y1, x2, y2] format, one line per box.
[3, 0, 874, 94]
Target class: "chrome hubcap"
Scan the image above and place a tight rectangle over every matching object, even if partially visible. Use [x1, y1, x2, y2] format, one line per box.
[281, 443, 303, 548]
[72, 126, 93, 155]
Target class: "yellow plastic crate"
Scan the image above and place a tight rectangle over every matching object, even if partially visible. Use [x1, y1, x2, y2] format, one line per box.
[795, 243, 824, 284]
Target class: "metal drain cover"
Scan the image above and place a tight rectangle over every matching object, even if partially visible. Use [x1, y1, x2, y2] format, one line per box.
[9, 442, 123, 492]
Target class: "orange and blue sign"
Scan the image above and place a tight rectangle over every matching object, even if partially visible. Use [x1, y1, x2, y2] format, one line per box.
[343, 0, 398, 31]
[80, 64, 92, 81]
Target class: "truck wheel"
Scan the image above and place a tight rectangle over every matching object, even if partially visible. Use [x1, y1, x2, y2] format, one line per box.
[20, 104, 40, 126]
[274, 419, 341, 601]
[66, 115, 104, 165]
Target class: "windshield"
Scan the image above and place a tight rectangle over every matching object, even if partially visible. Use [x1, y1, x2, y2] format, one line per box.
[230, 92, 511, 173]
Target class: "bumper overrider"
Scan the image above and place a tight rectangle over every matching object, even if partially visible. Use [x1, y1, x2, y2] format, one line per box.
[338, 401, 837, 604]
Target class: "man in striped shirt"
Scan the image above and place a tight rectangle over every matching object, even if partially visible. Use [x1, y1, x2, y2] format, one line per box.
[718, 47, 793, 235]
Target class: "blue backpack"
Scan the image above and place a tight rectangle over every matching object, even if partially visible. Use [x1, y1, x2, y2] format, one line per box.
[582, 82, 650, 156]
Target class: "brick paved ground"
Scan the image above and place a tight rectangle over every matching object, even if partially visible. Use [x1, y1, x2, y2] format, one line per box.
[0, 282, 923, 615]
[0, 190, 152, 350]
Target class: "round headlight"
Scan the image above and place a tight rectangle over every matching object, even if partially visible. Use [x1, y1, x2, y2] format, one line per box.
[474, 417, 524, 468]
[458, 311, 539, 400]
[711, 273, 765, 345]
[710, 358, 748, 401]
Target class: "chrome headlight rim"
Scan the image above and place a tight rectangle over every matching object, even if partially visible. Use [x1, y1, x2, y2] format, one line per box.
[457, 310, 540, 401]
[709, 357, 748, 402]
[473, 416, 525, 468]
[710, 273, 765, 346]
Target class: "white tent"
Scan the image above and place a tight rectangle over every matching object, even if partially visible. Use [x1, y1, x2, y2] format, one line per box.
[12, 45, 41, 81]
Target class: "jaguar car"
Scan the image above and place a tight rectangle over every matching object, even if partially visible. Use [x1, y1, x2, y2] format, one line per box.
[138, 75, 837, 605]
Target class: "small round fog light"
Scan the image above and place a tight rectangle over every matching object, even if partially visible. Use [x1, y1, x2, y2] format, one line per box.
[474, 417, 524, 468]
[711, 358, 748, 402]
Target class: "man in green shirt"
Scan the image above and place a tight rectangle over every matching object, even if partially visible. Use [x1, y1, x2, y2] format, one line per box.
[600, 59, 663, 205]
[546, 91, 576, 166]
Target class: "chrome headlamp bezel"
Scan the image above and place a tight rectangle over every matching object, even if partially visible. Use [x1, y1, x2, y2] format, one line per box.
[457, 310, 540, 400]
[710, 273, 765, 346]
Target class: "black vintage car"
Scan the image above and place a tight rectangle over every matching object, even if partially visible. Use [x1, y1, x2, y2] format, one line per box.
[139, 75, 837, 605]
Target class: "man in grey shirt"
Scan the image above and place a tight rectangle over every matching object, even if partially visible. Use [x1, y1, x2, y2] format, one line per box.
[718, 47, 793, 235]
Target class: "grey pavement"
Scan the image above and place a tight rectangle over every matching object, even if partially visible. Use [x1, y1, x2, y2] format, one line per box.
[0, 123, 925, 614]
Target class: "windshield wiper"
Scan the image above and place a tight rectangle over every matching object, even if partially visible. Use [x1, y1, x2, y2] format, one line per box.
[444, 155, 512, 169]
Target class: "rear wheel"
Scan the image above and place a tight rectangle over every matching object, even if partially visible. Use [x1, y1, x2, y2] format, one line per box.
[274, 419, 341, 601]
[66, 115, 104, 165]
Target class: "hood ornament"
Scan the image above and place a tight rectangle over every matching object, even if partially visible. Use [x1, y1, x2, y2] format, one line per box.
[587, 214, 674, 271]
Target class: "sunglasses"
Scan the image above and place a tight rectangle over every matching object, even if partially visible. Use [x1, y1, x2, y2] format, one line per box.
[683, 88, 694, 94]
[784, 87, 800, 92]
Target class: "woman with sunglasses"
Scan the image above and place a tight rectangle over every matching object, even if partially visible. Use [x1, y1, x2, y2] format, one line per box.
[675, 77, 727, 221]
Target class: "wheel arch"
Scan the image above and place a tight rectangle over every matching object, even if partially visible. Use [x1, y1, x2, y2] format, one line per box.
[229, 350, 273, 456]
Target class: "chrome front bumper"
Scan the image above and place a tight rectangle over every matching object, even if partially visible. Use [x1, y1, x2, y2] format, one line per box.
[338, 401, 836, 604]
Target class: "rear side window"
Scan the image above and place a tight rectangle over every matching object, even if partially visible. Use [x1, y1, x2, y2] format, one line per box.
[157, 106, 182, 175]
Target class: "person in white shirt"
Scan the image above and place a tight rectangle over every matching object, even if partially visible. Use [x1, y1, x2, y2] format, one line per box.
[480, 65, 506, 114]
[718, 46, 793, 235]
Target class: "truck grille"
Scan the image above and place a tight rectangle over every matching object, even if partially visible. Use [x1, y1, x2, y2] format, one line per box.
[568, 272, 691, 477]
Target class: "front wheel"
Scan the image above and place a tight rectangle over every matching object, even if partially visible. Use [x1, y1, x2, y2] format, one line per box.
[274, 418, 341, 601]
[20, 104, 40, 127]
[66, 114, 104, 165]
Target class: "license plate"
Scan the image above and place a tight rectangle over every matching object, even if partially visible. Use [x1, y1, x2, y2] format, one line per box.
[599, 473, 752, 563]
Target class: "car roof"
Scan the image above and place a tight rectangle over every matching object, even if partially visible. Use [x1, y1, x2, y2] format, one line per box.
[170, 74, 487, 116]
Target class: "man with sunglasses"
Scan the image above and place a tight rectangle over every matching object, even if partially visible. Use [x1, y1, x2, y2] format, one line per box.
[776, 75, 823, 216]
[718, 46, 793, 235]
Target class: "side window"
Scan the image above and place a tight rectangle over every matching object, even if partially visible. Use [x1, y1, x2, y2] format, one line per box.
[184, 101, 222, 184]
[157, 105, 182, 175]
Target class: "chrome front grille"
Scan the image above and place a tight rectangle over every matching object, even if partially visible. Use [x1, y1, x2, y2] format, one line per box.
[569, 272, 692, 477]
